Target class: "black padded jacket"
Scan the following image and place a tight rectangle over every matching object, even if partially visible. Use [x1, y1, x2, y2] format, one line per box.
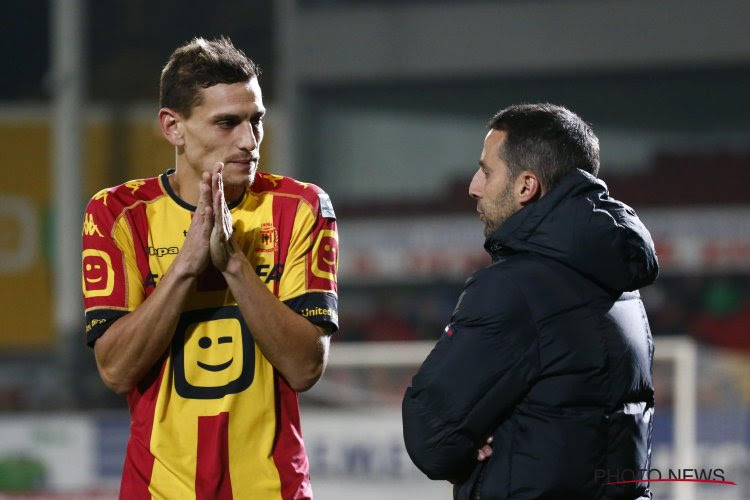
[402, 169, 658, 499]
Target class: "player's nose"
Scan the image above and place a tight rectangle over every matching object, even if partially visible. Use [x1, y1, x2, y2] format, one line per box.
[469, 169, 483, 199]
[238, 121, 258, 151]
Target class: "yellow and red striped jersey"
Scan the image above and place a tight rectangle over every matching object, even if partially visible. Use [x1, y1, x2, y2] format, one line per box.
[82, 170, 338, 500]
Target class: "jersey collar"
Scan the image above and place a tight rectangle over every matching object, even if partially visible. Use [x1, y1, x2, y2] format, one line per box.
[161, 168, 247, 211]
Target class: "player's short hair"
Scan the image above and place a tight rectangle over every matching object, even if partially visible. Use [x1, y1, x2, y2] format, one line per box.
[160, 36, 259, 117]
[488, 103, 600, 192]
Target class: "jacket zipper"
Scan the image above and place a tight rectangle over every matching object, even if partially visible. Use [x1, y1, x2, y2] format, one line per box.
[473, 463, 487, 500]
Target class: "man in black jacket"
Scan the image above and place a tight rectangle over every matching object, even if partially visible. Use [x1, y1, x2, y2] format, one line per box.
[402, 103, 657, 499]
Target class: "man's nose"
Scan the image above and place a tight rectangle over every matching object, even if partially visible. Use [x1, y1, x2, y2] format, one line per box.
[468, 170, 482, 199]
[238, 121, 258, 151]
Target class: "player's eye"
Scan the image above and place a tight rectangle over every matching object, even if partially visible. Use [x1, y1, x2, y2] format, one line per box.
[217, 118, 238, 129]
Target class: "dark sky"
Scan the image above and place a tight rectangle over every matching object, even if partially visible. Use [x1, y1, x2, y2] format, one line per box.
[1, 0, 274, 102]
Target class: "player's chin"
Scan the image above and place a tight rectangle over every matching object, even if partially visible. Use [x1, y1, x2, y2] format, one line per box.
[225, 163, 256, 185]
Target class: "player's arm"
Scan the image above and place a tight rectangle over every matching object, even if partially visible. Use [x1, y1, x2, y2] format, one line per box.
[93, 175, 214, 394]
[218, 248, 329, 393]
[209, 167, 330, 392]
[401, 270, 538, 482]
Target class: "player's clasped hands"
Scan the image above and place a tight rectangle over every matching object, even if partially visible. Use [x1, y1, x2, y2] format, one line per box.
[178, 169, 214, 277]
[177, 162, 235, 277]
[209, 162, 237, 271]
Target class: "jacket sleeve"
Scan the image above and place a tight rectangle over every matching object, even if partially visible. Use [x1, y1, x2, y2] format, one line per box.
[401, 267, 538, 482]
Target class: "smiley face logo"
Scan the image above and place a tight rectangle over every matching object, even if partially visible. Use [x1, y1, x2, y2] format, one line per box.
[173, 307, 255, 400]
[311, 230, 338, 282]
[196, 335, 234, 372]
[82, 249, 114, 297]
[186, 324, 241, 384]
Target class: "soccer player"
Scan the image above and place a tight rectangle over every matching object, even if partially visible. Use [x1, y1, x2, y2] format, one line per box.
[402, 104, 657, 499]
[81, 37, 338, 499]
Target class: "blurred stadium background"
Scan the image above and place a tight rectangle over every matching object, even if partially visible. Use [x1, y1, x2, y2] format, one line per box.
[1, 1, 749, 498]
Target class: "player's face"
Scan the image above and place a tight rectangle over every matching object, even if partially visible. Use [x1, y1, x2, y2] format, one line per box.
[179, 78, 265, 194]
[470, 130, 519, 238]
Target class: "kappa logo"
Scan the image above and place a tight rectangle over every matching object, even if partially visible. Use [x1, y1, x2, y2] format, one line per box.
[256, 223, 278, 253]
[82, 213, 103, 237]
[263, 174, 282, 187]
[124, 180, 145, 195]
[93, 188, 111, 206]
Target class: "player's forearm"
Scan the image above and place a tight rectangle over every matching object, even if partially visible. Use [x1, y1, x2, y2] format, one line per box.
[93, 261, 196, 394]
[223, 256, 329, 392]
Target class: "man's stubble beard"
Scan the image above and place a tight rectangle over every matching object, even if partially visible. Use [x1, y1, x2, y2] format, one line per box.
[226, 162, 258, 190]
[248, 163, 258, 186]
[482, 183, 517, 238]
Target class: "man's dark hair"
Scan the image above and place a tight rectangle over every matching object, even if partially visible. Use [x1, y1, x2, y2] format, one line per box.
[160, 36, 259, 117]
[488, 103, 600, 192]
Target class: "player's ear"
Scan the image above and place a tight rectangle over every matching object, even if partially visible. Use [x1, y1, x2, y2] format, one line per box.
[159, 108, 185, 147]
[516, 170, 542, 205]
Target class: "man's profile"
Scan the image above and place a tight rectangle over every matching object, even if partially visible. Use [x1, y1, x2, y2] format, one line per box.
[402, 103, 657, 499]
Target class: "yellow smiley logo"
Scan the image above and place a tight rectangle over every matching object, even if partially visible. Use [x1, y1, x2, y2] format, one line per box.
[82, 249, 114, 297]
[311, 230, 338, 282]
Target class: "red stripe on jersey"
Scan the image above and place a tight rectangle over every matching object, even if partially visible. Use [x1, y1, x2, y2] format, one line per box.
[121, 362, 167, 499]
[117, 197, 162, 499]
[138, 177, 165, 200]
[125, 203, 152, 296]
[196, 412, 233, 500]
[253, 172, 324, 211]
[271, 193, 311, 498]
[273, 373, 312, 500]
[272, 195, 299, 296]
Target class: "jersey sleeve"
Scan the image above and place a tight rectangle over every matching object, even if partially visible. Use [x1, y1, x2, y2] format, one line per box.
[81, 191, 145, 346]
[278, 189, 339, 333]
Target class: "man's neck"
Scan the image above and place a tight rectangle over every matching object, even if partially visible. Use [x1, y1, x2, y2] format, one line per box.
[169, 165, 245, 208]
[170, 166, 201, 207]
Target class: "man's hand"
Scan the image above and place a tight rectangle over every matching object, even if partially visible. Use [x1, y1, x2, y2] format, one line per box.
[174, 170, 213, 277]
[477, 436, 493, 461]
[92, 170, 215, 394]
[209, 162, 239, 272]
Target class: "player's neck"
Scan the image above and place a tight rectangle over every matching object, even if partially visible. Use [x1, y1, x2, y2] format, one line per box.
[169, 164, 246, 209]
[169, 165, 202, 207]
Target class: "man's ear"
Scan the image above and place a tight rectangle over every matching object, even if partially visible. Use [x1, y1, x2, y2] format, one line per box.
[516, 171, 542, 205]
[159, 108, 185, 147]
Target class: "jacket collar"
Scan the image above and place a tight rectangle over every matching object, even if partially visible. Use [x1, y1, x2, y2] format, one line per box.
[483, 168, 600, 260]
